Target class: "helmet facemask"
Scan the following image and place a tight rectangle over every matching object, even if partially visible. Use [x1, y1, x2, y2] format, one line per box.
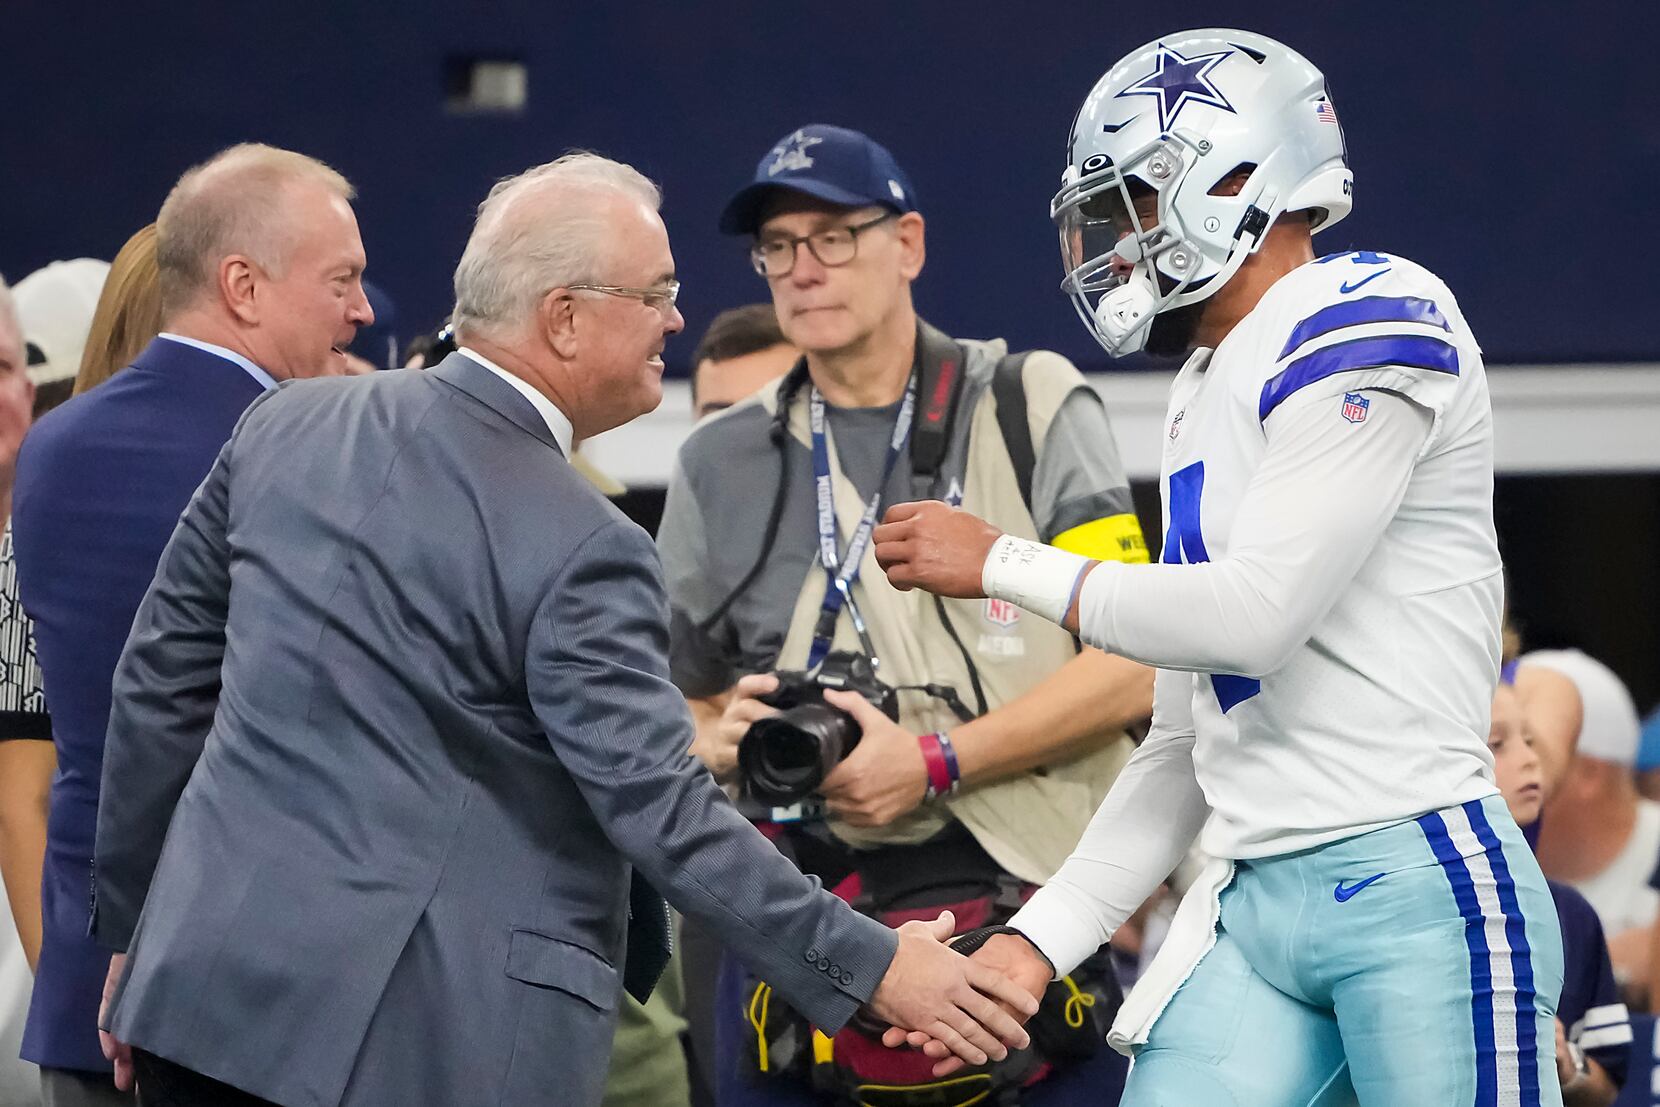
[1054, 134, 1273, 357]
[1056, 138, 1189, 356]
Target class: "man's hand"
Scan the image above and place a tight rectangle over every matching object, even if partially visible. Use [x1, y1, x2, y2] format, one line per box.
[818, 690, 928, 826]
[874, 502, 1003, 599]
[882, 931, 1055, 1076]
[867, 911, 1039, 1068]
[99, 953, 134, 1092]
[688, 673, 780, 783]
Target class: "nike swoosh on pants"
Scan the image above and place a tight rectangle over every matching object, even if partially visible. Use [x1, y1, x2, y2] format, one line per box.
[1333, 872, 1386, 901]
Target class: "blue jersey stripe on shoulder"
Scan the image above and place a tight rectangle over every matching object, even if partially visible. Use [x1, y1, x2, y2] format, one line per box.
[1258, 333, 1460, 423]
[1279, 296, 1451, 360]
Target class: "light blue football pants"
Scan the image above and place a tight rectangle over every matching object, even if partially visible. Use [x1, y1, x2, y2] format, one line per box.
[1125, 795, 1564, 1107]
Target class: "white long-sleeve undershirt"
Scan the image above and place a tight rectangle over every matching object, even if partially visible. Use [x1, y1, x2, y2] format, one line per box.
[1010, 668, 1207, 975]
[1011, 388, 1434, 976]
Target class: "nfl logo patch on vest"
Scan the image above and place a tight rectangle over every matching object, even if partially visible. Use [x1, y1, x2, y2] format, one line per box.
[1341, 392, 1370, 424]
[984, 597, 1021, 628]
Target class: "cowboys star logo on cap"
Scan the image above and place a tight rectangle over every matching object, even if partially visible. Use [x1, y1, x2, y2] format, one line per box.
[1115, 43, 1237, 132]
[767, 130, 824, 177]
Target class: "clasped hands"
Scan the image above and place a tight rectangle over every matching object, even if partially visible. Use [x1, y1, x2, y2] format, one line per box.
[869, 912, 1056, 1074]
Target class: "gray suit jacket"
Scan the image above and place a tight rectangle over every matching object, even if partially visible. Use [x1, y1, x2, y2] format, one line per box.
[92, 354, 897, 1107]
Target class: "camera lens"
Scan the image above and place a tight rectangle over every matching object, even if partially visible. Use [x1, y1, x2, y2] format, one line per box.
[740, 704, 860, 806]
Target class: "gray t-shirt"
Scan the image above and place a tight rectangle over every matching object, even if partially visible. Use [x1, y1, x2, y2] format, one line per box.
[659, 339, 1136, 699]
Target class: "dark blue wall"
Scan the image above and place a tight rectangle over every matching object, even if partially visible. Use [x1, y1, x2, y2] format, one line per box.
[5, 0, 1651, 371]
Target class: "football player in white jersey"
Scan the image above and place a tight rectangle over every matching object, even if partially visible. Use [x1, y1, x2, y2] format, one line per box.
[872, 27, 1564, 1107]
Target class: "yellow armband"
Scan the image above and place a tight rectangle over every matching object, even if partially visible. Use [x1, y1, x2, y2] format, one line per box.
[1052, 512, 1150, 564]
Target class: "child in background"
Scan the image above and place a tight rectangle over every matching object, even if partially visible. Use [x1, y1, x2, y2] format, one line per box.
[1492, 680, 1630, 1105]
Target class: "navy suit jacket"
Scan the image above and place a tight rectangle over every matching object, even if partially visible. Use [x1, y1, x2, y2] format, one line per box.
[11, 337, 267, 1071]
[92, 355, 895, 1106]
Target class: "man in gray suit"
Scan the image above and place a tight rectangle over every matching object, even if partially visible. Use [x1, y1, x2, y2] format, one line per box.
[89, 154, 1037, 1107]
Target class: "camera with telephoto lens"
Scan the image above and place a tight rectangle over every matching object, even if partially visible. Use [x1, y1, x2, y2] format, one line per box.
[739, 651, 899, 806]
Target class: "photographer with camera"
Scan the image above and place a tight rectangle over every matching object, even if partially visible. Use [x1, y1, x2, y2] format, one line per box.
[659, 125, 1154, 1106]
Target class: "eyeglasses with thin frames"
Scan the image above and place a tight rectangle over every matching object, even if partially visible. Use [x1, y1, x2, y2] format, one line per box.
[566, 280, 681, 315]
[750, 211, 896, 278]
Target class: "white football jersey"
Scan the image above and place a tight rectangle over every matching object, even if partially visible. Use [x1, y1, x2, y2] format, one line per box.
[1077, 250, 1504, 862]
[1011, 251, 1507, 974]
[1164, 250, 1502, 856]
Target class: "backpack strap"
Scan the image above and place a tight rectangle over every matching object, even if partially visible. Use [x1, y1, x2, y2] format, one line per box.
[991, 351, 1037, 515]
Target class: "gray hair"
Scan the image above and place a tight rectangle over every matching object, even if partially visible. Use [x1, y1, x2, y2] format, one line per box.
[155, 143, 354, 317]
[451, 152, 661, 341]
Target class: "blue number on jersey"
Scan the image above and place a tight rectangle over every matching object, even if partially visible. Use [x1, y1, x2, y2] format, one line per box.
[1316, 250, 1391, 266]
[1163, 462, 1261, 712]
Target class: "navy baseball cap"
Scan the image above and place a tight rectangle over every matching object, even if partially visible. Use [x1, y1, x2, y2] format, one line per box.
[719, 124, 918, 236]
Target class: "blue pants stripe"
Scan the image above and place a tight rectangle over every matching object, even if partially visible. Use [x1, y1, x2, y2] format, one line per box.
[1466, 799, 1542, 1107]
[1418, 809, 1498, 1107]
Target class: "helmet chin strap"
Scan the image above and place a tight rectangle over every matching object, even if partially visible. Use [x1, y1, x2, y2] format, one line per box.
[1092, 191, 1277, 355]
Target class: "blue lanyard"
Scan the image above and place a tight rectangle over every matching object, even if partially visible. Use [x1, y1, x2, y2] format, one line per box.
[806, 376, 917, 670]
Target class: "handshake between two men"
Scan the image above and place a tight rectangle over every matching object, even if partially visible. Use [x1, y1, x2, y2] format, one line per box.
[875, 921, 1064, 1078]
[867, 913, 1052, 1074]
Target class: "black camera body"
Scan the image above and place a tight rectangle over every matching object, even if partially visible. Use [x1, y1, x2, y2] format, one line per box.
[738, 651, 899, 807]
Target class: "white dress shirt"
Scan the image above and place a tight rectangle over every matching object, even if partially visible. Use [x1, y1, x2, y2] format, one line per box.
[459, 347, 575, 456]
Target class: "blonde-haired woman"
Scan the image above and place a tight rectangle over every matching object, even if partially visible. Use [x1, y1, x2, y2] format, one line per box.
[74, 224, 161, 395]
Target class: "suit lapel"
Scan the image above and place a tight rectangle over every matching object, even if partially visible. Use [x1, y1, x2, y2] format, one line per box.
[429, 352, 565, 456]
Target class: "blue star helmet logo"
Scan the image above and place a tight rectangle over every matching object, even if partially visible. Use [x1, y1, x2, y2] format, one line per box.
[1115, 44, 1237, 133]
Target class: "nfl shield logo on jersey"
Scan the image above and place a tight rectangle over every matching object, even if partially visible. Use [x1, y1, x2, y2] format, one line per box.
[1341, 392, 1370, 424]
[983, 597, 1021, 628]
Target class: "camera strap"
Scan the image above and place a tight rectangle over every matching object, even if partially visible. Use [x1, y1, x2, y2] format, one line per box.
[805, 372, 917, 670]
[907, 323, 966, 497]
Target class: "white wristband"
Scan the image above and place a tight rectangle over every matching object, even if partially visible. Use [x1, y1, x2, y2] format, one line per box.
[980, 534, 1091, 625]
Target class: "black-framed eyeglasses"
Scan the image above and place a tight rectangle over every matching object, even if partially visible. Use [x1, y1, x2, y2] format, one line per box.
[750, 211, 896, 278]
[567, 280, 681, 315]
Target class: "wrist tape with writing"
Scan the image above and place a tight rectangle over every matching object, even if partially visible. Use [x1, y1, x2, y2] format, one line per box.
[981, 534, 1091, 625]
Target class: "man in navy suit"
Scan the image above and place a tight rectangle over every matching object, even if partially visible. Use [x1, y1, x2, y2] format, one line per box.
[10, 142, 373, 1107]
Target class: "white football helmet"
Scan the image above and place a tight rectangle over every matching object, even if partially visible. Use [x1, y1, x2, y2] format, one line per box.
[1055, 29, 1353, 355]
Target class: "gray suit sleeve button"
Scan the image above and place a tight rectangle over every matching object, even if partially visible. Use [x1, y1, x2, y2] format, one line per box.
[806, 948, 820, 963]
[817, 957, 831, 972]
[840, 971, 854, 986]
